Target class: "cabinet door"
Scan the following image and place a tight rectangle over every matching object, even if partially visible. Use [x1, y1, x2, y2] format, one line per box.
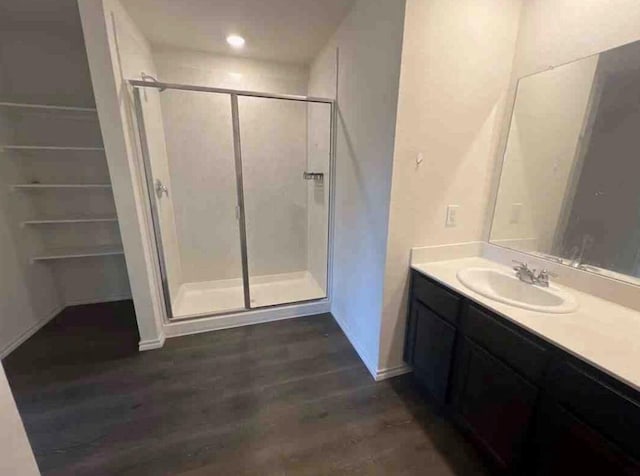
[533, 398, 640, 475]
[411, 301, 456, 405]
[451, 338, 538, 471]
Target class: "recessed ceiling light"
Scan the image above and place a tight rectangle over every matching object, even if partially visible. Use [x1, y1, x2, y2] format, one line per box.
[226, 35, 245, 49]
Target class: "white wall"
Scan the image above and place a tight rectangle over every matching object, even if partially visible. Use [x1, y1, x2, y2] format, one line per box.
[79, 0, 166, 349]
[0, 364, 39, 476]
[152, 48, 310, 283]
[380, 0, 523, 373]
[312, 0, 406, 376]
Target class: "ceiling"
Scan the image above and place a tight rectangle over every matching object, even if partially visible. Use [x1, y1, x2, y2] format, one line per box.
[122, 0, 356, 65]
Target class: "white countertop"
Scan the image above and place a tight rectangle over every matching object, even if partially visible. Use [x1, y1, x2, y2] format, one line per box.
[412, 257, 640, 393]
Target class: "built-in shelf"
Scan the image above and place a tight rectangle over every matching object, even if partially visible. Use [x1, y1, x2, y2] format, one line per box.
[22, 216, 118, 226]
[0, 145, 104, 152]
[0, 101, 97, 113]
[31, 245, 124, 263]
[12, 184, 112, 190]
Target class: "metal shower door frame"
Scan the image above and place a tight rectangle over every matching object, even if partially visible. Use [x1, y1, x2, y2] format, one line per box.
[130, 79, 335, 322]
[229, 93, 251, 310]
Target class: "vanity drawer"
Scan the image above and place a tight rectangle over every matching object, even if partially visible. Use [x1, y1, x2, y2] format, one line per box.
[412, 272, 461, 325]
[461, 304, 550, 384]
[545, 360, 640, 460]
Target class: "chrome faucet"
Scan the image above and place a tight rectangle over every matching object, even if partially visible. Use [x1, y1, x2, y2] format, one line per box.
[513, 260, 536, 284]
[513, 261, 556, 287]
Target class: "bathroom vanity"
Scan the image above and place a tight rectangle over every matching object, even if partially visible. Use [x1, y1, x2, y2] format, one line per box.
[404, 258, 640, 474]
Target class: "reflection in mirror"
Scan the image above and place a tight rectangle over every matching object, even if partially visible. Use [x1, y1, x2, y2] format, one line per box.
[490, 40, 640, 285]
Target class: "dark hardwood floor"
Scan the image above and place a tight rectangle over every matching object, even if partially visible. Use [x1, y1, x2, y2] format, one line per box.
[3, 301, 491, 475]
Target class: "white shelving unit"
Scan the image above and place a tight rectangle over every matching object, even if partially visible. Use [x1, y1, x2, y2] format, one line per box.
[1, 101, 122, 266]
[12, 184, 112, 190]
[0, 101, 97, 113]
[31, 245, 125, 263]
[0, 21, 131, 318]
[22, 216, 118, 226]
[1, 145, 105, 152]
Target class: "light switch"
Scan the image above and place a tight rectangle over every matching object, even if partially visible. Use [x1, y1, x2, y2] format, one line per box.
[510, 203, 523, 224]
[446, 205, 459, 227]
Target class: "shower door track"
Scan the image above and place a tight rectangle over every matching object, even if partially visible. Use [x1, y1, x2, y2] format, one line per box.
[130, 79, 336, 322]
[129, 79, 334, 105]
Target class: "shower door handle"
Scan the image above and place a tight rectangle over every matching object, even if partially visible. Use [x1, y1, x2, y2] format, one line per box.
[155, 179, 169, 199]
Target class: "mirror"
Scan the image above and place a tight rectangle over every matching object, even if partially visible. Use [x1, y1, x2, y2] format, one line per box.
[490, 40, 640, 285]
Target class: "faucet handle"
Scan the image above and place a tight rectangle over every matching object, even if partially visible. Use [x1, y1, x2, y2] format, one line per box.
[512, 260, 528, 271]
[535, 269, 558, 287]
[538, 269, 557, 277]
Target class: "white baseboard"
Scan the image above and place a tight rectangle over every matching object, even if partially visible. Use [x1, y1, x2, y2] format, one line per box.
[164, 300, 330, 338]
[64, 294, 132, 307]
[330, 312, 411, 382]
[0, 304, 65, 359]
[331, 312, 379, 381]
[139, 333, 166, 351]
[374, 364, 411, 381]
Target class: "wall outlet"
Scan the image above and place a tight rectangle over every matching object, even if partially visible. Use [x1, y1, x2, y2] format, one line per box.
[445, 205, 459, 227]
[510, 202, 523, 224]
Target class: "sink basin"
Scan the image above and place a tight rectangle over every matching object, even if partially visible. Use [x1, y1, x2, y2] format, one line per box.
[457, 267, 578, 314]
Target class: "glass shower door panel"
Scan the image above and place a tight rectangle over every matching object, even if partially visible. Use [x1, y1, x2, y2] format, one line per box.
[238, 96, 331, 308]
[136, 87, 246, 318]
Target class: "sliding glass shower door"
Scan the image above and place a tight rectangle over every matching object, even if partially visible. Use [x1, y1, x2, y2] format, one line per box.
[132, 81, 332, 320]
[239, 96, 331, 307]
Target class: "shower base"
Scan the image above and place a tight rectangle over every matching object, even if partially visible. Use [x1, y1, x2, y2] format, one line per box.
[172, 271, 325, 319]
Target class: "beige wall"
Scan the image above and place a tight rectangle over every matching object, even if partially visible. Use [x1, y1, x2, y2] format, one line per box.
[380, 0, 640, 373]
[493, 0, 640, 254]
[491, 55, 598, 252]
[511, 0, 640, 79]
[490, 0, 640, 248]
[79, 0, 166, 348]
[380, 0, 522, 372]
[316, 0, 406, 376]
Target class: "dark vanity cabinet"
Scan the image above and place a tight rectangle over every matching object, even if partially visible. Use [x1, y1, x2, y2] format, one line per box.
[404, 270, 640, 474]
[409, 301, 456, 404]
[404, 272, 460, 405]
[450, 337, 538, 470]
[532, 397, 639, 475]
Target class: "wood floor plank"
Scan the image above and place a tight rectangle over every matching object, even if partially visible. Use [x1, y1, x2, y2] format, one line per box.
[3, 301, 491, 475]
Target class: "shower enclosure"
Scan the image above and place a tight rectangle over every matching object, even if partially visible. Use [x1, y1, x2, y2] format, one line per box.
[131, 80, 334, 320]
